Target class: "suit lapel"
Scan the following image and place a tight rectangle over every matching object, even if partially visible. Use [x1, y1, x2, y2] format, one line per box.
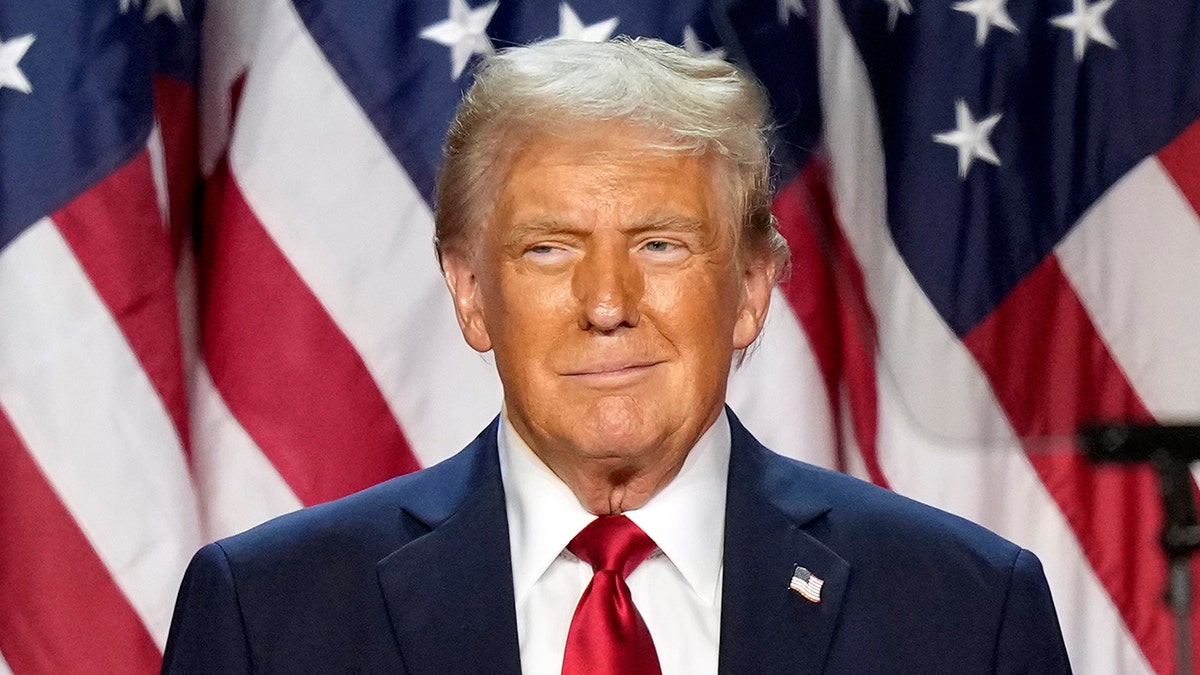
[375, 422, 522, 675]
[718, 412, 850, 675]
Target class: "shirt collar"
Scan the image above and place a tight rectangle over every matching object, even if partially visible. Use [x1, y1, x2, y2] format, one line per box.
[498, 409, 730, 607]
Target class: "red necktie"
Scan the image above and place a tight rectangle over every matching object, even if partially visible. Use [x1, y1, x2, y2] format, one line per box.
[561, 515, 662, 675]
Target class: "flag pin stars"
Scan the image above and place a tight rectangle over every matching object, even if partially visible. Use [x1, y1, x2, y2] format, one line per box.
[789, 565, 824, 603]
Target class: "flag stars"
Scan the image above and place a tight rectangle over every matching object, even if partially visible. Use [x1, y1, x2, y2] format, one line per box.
[420, 0, 499, 80]
[0, 33, 35, 95]
[953, 0, 1018, 47]
[1050, 0, 1118, 62]
[556, 3, 618, 42]
[682, 26, 725, 60]
[882, 0, 913, 31]
[778, 0, 806, 25]
[933, 99, 1003, 179]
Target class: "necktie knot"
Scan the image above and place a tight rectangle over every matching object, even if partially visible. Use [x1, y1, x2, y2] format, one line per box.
[567, 515, 657, 580]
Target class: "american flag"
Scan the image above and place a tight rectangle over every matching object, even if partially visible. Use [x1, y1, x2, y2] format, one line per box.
[0, 0, 1196, 673]
[789, 565, 825, 603]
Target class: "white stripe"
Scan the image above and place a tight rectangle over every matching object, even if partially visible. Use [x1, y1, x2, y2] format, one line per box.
[1056, 157, 1200, 421]
[814, 0, 1153, 672]
[147, 123, 170, 225]
[191, 363, 303, 540]
[0, 219, 202, 649]
[0, 649, 11, 675]
[728, 291, 838, 467]
[224, 0, 502, 467]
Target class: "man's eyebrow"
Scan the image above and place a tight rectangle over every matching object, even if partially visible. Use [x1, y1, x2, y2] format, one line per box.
[628, 215, 708, 235]
[502, 218, 590, 242]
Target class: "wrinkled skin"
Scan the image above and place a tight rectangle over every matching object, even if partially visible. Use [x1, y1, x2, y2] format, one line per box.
[441, 122, 775, 514]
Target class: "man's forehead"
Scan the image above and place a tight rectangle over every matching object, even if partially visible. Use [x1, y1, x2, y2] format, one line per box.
[496, 149, 718, 222]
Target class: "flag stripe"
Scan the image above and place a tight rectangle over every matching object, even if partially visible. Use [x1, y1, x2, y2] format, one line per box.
[153, 74, 200, 262]
[962, 254, 1171, 673]
[148, 124, 172, 226]
[0, 217, 200, 647]
[773, 160, 887, 486]
[0, 408, 162, 674]
[1157, 118, 1200, 222]
[200, 161, 420, 506]
[49, 150, 189, 450]
[1056, 156, 1200, 420]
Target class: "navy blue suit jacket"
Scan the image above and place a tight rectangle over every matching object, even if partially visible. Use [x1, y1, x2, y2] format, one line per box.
[162, 411, 1072, 674]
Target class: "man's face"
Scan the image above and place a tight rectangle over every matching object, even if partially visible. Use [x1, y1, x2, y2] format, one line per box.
[442, 121, 774, 483]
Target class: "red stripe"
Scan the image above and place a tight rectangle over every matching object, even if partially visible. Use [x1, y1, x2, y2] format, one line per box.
[1157, 117, 1200, 224]
[963, 255, 1188, 674]
[0, 406, 162, 673]
[774, 158, 889, 487]
[199, 160, 420, 506]
[51, 151, 189, 452]
[153, 74, 200, 264]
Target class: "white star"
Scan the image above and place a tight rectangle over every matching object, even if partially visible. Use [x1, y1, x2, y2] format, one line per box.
[557, 3, 618, 42]
[953, 0, 1018, 46]
[118, 0, 143, 13]
[932, 99, 1003, 179]
[420, 0, 499, 80]
[882, 0, 913, 31]
[777, 0, 806, 24]
[144, 0, 185, 24]
[0, 33, 35, 95]
[682, 26, 725, 60]
[1050, 0, 1117, 62]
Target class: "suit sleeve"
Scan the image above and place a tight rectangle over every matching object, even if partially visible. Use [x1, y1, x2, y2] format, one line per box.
[993, 548, 1073, 674]
[161, 542, 254, 674]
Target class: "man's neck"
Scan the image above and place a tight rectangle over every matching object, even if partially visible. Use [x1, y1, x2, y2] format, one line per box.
[549, 456, 689, 514]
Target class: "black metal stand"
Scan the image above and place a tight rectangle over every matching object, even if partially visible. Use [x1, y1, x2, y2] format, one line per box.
[1080, 424, 1200, 675]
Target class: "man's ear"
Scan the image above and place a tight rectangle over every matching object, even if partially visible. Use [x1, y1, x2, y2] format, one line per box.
[732, 254, 776, 351]
[440, 248, 493, 353]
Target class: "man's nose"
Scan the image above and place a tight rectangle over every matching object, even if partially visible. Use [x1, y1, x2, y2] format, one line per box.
[572, 245, 642, 332]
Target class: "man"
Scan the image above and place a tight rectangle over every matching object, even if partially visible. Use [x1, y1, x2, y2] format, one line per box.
[163, 38, 1072, 674]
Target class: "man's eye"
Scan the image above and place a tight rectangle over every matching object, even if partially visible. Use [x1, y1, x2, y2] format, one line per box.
[523, 244, 573, 264]
[641, 240, 690, 261]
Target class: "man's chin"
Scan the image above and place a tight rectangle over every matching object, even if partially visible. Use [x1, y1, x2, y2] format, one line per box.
[567, 403, 681, 460]
[511, 393, 701, 464]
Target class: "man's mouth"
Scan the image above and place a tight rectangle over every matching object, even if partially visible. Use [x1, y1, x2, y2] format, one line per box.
[562, 360, 665, 386]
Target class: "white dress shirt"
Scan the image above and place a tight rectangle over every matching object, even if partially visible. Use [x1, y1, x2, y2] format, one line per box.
[497, 410, 730, 675]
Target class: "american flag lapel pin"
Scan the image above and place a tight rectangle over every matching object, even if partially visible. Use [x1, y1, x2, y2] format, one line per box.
[789, 565, 824, 603]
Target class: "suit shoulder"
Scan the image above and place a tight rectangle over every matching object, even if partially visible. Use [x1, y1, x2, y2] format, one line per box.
[168, 426, 498, 668]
